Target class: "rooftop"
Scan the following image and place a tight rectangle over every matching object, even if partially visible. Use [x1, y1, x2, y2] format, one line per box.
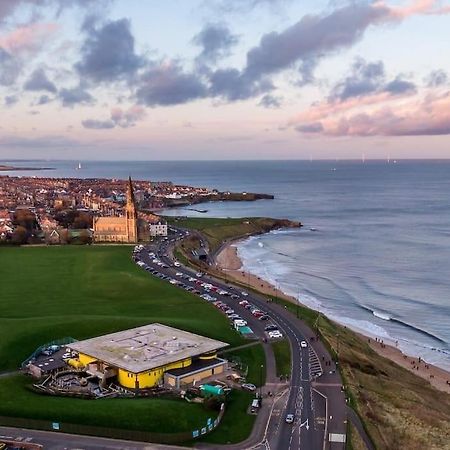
[68, 323, 228, 373]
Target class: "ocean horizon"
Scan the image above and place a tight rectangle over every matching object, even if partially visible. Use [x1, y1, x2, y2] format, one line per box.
[2, 159, 449, 371]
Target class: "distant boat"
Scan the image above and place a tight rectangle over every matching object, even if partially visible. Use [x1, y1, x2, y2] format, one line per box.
[76, 162, 82, 170]
[310, 227, 318, 232]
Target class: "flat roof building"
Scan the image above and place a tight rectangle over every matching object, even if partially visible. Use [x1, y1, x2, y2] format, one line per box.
[68, 324, 228, 389]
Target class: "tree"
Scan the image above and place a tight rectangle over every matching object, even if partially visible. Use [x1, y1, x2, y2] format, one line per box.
[78, 229, 92, 245]
[11, 226, 28, 245]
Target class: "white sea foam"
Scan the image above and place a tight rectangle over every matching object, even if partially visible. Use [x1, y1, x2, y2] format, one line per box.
[235, 234, 450, 372]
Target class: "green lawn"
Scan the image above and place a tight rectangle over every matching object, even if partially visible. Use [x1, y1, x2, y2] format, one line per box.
[0, 246, 248, 437]
[0, 246, 243, 372]
[0, 375, 210, 434]
[271, 339, 291, 377]
[226, 344, 266, 386]
[201, 390, 255, 444]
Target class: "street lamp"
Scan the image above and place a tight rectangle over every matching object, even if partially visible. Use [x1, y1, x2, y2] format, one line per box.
[259, 364, 264, 399]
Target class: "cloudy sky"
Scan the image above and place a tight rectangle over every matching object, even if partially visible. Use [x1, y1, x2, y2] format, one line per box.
[1, 0, 450, 160]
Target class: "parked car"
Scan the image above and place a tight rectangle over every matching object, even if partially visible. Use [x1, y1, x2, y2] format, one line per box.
[242, 383, 257, 392]
[234, 319, 247, 327]
[269, 331, 283, 339]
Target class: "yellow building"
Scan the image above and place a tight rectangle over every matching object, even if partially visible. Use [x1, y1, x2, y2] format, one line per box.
[93, 177, 148, 243]
[67, 324, 228, 389]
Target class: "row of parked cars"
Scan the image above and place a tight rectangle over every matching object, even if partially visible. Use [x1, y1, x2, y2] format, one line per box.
[133, 246, 284, 341]
[238, 299, 283, 339]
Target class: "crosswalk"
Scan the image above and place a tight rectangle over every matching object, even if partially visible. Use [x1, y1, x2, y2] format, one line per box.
[309, 347, 322, 379]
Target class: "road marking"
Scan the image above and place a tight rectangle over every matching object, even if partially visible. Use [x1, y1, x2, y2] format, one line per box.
[300, 418, 310, 430]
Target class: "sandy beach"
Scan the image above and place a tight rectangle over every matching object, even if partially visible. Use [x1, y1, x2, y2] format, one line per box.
[215, 242, 450, 394]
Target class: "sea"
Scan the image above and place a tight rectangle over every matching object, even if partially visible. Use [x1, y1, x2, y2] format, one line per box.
[2, 159, 450, 371]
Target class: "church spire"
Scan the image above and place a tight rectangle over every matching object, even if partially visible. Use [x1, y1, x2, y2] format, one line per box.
[126, 176, 135, 208]
[125, 176, 138, 242]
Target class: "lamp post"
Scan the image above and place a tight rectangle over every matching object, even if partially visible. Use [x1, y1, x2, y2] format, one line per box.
[259, 363, 264, 399]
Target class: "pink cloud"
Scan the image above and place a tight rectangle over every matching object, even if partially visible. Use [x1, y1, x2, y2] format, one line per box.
[377, 0, 450, 19]
[296, 92, 450, 137]
[291, 90, 416, 124]
[0, 22, 58, 55]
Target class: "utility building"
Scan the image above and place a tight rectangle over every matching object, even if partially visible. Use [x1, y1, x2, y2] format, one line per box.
[67, 324, 228, 389]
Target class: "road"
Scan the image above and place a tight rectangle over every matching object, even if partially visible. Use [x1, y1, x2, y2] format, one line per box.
[138, 228, 348, 449]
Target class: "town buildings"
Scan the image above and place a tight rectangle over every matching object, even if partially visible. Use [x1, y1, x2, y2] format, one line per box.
[150, 222, 168, 237]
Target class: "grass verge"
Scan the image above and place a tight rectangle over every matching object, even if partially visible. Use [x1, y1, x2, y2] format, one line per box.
[271, 339, 291, 378]
[226, 344, 266, 387]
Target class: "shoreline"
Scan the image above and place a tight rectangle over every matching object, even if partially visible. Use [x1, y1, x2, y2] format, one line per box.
[215, 240, 450, 394]
[0, 166, 54, 171]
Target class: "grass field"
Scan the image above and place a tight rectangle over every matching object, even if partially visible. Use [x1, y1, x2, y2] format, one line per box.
[226, 344, 266, 387]
[0, 375, 210, 433]
[271, 339, 291, 378]
[0, 246, 248, 436]
[199, 389, 255, 444]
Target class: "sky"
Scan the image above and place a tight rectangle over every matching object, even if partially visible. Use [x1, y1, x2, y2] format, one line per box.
[0, 0, 450, 160]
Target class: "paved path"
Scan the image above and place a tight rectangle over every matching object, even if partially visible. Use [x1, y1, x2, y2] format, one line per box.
[346, 406, 375, 450]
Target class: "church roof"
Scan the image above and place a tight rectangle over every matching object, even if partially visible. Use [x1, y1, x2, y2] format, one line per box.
[95, 217, 127, 225]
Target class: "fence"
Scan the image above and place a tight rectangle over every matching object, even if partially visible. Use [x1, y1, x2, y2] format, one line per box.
[0, 403, 226, 445]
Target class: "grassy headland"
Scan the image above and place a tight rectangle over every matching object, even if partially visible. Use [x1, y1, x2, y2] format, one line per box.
[167, 216, 300, 253]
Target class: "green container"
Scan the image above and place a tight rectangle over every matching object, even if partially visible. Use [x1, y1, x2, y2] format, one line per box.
[200, 384, 224, 397]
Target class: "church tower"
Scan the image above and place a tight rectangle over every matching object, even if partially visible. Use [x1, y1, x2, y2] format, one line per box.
[125, 176, 138, 242]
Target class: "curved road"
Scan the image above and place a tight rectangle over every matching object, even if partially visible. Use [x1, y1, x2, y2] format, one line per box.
[144, 228, 348, 450]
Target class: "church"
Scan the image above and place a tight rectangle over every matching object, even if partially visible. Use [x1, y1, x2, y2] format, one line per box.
[93, 177, 149, 243]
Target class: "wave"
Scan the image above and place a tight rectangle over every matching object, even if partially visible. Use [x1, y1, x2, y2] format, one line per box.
[236, 232, 450, 370]
[359, 304, 446, 344]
